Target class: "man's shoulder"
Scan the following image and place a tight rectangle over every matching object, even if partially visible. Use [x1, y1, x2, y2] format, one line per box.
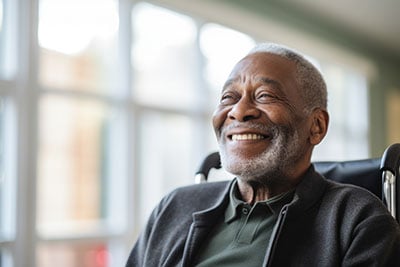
[301, 168, 391, 219]
[324, 178, 380, 200]
[308, 166, 382, 205]
[322, 179, 391, 216]
[157, 180, 232, 210]
[168, 180, 231, 200]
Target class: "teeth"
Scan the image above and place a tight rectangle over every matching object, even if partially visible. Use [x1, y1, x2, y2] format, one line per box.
[232, 134, 265, 141]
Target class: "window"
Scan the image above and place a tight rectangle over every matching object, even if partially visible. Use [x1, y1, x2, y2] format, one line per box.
[0, 1, 372, 266]
[0, 0, 17, 266]
[35, 0, 127, 266]
[132, 2, 197, 109]
[0, 0, 17, 79]
[313, 63, 369, 160]
[0, 97, 16, 267]
[37, 96, 127, 238]
[38, 0, 119, 93]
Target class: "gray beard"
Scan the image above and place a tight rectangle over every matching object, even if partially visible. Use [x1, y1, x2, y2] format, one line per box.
[218, 122, 301, 184]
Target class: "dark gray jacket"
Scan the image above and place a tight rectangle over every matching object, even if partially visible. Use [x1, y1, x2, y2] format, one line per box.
[126, 166, 400, 266]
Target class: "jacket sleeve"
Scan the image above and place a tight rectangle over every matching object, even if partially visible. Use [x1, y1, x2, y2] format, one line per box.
[124, 182, 230, 266]
[125, 195, 169, 267]
[342, 213, 400, 266]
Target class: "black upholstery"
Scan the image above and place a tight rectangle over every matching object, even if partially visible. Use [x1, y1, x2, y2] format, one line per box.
[314, 159, 381, 198]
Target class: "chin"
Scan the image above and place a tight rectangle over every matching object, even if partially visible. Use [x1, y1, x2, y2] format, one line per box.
[222, 153, 281, 178]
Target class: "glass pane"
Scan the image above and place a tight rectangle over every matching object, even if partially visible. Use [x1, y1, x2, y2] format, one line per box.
[0, 0, 17, 79]
[37, 95, 127, 237]
[38, 0, 119, 93]
[0, 98, 16, 241]
[131, 3, 198, 109]
[313, 63, 369, 161]
[137, 111, 194, 226]
[37, 242, 110, 267]
[0, 248, 13, 267]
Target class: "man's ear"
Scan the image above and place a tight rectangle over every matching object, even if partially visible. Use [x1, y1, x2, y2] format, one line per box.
[309, 108, 329, 145]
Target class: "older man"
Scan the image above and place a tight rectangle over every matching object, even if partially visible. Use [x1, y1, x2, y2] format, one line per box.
[126, 43, 400, 267]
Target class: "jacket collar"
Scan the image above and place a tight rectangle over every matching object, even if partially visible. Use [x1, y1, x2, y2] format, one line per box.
[191, 179, 234, 226]
[191, 165, 328, 223]
[284, 164, 328, 219]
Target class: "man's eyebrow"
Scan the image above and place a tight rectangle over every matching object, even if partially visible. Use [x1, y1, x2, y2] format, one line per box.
[256, 77, 288, 96]
[222, 78, 237, 92]
[221, 76, 285, 93]
[256, 77, 282, 90]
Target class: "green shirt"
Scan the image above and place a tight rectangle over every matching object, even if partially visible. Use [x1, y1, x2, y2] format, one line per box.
[194, 180, 294, 267]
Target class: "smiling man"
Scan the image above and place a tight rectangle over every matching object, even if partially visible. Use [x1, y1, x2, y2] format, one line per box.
[126, 43, 400, 267]
[214, 50, 327, 203]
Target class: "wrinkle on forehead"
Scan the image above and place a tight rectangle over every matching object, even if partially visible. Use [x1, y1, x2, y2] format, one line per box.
[225, 53, 296, 83]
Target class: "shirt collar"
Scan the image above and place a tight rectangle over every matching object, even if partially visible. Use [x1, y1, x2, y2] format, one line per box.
[225, 178, 295, 223]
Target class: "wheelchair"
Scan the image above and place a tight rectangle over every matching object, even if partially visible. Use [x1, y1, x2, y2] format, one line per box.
[195, 143, 400, 223]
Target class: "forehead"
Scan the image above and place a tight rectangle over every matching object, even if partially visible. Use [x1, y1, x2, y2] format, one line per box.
[228, 52, 298, 82]
[224, 52, 302, 102]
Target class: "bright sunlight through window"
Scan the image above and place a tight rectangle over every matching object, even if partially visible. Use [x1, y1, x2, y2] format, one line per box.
[38, 0, 119, 55]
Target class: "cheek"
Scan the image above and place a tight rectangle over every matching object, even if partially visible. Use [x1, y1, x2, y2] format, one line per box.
[212, 107, 230, 135]
[260, 107, 291, 124]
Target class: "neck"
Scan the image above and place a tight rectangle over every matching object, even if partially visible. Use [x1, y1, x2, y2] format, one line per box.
[236, 165, 309, 204]
[236, 178, 293, 204]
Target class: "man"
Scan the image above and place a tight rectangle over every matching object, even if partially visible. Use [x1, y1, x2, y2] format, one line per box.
[126, 43, 400, 266]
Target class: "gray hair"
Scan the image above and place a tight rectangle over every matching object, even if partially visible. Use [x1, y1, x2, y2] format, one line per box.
[248, 43, 327, 112]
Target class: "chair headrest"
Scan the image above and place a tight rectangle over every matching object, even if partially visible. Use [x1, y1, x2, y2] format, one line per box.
[315, 159, 381, 198]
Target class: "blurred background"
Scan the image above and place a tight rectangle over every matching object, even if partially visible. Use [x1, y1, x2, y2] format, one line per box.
[0, 0, 399, 266]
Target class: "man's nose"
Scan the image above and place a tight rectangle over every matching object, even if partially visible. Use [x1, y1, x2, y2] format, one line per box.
[227, 98, 261, 122]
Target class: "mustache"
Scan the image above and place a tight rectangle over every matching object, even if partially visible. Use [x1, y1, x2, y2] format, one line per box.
[219, 121, 279, 137]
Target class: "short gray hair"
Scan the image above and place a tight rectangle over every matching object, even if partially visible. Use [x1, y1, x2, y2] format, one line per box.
[248, 43, 327, 112]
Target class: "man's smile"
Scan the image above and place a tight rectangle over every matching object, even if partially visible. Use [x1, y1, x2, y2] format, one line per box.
[230, 133, 266, 141]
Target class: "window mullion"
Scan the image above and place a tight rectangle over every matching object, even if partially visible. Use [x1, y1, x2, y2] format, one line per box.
[14, 0, 40, 266]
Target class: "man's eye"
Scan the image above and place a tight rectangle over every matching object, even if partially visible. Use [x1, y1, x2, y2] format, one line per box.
[220, 94, 236, 104]
[257, 92, 276, 102]
[259, 93, 270, 98]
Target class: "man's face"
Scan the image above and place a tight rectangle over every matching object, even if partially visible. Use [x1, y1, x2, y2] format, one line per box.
[212, 52, 312, 182]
